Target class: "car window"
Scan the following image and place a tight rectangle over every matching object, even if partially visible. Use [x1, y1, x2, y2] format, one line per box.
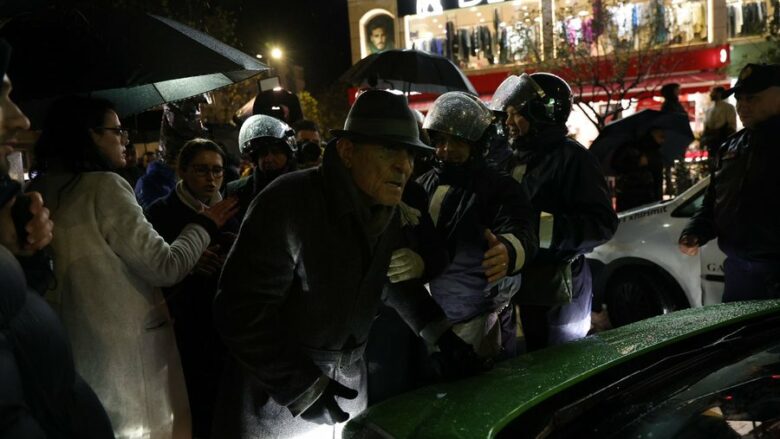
[555, 340, 780, 438]
[497, 319, 780, 439]
[671, 187, 706, 218]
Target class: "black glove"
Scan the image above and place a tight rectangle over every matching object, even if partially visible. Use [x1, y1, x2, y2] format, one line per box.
[431, 329, 493, 381]
[299, 379, 358, 425]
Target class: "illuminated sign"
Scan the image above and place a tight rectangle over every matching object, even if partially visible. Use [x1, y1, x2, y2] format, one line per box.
[399, 0, 507, 16]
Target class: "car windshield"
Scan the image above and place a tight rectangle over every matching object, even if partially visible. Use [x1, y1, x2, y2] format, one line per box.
[590, 341, 780, 438]
[499, 318, 780, 439]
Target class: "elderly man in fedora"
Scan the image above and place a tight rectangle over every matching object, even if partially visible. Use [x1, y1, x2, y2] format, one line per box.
[213, 89, 483, 438]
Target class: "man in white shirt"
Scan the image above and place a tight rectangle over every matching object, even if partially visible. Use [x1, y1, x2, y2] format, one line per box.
[701, 86, 737, 169]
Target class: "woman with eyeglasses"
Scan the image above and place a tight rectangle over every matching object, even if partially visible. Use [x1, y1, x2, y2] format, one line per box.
[145, 138, 239, 438]
[27, 96, 239, 439]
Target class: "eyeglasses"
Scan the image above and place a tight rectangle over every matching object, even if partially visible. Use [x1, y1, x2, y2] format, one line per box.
[190, 165, 224, 177]
[98, 126, 129, 137]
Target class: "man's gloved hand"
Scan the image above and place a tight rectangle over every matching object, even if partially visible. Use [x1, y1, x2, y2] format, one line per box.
[387, 247, 425, 283]
[299, 379, 358, 425]
[431, 329, 493, 381]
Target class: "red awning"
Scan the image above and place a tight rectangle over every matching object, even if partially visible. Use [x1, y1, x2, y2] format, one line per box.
[409, 71, 730, 112]
[406, 44, 730, 112]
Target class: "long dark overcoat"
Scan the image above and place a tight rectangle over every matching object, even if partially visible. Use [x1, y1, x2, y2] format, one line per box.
[212, 144, 443, 438]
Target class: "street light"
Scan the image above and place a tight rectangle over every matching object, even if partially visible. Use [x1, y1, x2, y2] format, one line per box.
[271, 47, 283, 60]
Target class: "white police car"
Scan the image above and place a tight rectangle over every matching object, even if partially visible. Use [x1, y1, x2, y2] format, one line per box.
[587, 177, 726, 327]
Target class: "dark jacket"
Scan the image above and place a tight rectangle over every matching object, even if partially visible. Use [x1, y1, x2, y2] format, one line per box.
[225, 166, 295, 221]
[611, 133, 665, 211]
[502, 126, 618, 263]
[145, 189, 238, 437]
[417, 159, 538, 322]
[0, 245, 114, 439]
[134, 161, 176, 209]
[397, 181, 448, 283]
[662, 99, 687, 115]
[213, 144, 446, 436]
[682, 115, 780, 262]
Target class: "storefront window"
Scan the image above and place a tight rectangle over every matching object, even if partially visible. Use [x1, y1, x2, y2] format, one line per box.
[554, 0, 708, 56]
[404, 0, 543, 70]
[727, 0, 780, 38]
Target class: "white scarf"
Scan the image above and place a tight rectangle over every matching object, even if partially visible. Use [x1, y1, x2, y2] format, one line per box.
[175, 180, 222, 212]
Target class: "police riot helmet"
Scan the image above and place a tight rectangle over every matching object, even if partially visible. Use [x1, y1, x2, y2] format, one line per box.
[423, 91, 494, 142]
[238, 114, 296, 160]
[490, 72, 572, 125]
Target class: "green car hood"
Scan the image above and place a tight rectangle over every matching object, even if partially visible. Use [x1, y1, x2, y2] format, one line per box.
[344, 300, 780, 439]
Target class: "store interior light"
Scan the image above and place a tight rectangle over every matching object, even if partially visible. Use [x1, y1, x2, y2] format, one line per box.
[477, 12, 482, 16]
[470, 6, 478, 11]
[480, 18, 485, 22]
[433, 18, 438, 23]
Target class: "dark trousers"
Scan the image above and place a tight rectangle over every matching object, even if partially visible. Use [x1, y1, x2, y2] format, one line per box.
[519, 256, 593, 352]
[498, 304, 518, 359]
[722, 257, 780, 302]
[165, 283, 226, 438]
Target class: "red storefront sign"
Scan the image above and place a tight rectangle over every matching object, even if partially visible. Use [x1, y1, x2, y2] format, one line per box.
[393, 44, 731, 111]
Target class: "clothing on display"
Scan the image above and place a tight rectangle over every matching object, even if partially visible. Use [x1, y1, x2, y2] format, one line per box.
[408, 7, 541, 68]
[728, 0, 770, 37]
[557, 0, 706, 52]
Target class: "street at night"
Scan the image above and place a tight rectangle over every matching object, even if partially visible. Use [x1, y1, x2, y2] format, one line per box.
[1, 0, 779, 438]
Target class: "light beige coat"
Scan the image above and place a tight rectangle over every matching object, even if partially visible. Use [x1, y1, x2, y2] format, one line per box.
[29, 172, 210, 439]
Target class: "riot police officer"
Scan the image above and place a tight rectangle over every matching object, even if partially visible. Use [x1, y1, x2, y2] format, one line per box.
[226, 114, 297, 220]
[490, 73, 618, 351]
[418, 91, 537, 359]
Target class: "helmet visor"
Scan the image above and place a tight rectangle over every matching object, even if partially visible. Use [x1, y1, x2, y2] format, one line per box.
[489, 73, 546, 112]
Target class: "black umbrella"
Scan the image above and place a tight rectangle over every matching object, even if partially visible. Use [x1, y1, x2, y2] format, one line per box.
[339, 49, 477, 95]
[0, 7, 269, 121]
[589, 109, 694, 170]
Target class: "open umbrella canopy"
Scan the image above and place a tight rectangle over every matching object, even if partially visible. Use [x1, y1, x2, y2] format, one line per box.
[0, 7, 268, 121]
[589, 109, 694, 170]
[339, 49, 477, 95]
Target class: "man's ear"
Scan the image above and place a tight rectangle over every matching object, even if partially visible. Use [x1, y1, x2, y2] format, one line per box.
[336, 137, 354, 168]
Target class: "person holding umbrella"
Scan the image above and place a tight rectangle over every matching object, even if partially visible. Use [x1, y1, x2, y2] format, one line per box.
[26, 95, 239, 439]
[490, 73, 617, 351]
[610, 126, 666, 211]
[680, 63, 780, 302]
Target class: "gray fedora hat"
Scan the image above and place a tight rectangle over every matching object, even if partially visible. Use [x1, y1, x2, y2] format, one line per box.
[331, 89, 435, 153]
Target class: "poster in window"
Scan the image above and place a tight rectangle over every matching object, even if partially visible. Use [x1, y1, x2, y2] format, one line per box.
[365, 14, 395, 54]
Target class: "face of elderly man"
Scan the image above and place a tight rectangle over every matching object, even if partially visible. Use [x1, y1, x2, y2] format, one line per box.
[736, 86, 780, 129]
[337, 138, 414, 206]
